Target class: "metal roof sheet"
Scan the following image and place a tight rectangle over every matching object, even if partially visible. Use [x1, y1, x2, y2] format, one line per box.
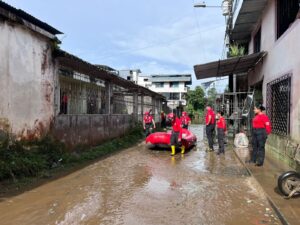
[231, 0, 268, 43]
[194, 51, 267, 79]
[54, 49, 165, 99]
[0, 1, 62, 35]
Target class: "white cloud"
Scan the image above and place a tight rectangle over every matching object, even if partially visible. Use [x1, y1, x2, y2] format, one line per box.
[113, 16, 225, 67]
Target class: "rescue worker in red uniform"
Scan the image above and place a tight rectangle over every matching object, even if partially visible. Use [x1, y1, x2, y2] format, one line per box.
[205, 106, 215, 151]
[216, 111, 226, 155]
[143, 111, 156, 137]
[167, 113, 184, 156]
[251, 104, 272, 166]
[180, 111, 191, 129]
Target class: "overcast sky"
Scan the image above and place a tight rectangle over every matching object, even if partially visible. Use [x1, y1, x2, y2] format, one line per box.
[5, 0, 227, 90]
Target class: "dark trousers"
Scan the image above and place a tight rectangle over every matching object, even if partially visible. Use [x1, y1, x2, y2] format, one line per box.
[60, 102, 67, 114]
[217, 128, 225, 153]
[206, 124, 215, 149]
[182, 124, 188, 129]
[252, 128, 267, 165]
[170, 131, 180, 146]
[145, 123, 153, 137]
[161, 119, 166, 128]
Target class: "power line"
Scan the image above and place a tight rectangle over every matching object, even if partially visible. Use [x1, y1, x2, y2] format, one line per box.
[97, 24, 224, 60]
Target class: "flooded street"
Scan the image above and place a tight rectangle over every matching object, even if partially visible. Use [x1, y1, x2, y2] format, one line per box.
[0, 125, 280, 225]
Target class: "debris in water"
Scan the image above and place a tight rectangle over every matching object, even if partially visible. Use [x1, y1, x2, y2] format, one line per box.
[81, 214, 87, 220]
[48, 208, 55, 215]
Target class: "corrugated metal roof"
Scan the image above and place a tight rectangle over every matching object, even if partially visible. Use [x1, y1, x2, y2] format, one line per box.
[0, 1, 62, 35]
[54, 49, 165, 99]
[194, 51, 267, 79]
[231, 0, 268, 43]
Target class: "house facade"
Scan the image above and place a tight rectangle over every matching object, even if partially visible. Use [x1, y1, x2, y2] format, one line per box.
[0, 2, 165, 148]
[194, 0, 300, 167]
[148, 74, 192, 114]
[231, 0, 300, 166]
[0, 1, 61, 139]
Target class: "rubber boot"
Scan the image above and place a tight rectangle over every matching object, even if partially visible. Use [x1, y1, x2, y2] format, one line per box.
[181, 145, 185, 154]
[171, 145, 176, 156]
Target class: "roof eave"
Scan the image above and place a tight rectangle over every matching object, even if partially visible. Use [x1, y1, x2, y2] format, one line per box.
[0, 1, 62, 38]
[54, 49, 165, 100]
[230, 0, 268, 43]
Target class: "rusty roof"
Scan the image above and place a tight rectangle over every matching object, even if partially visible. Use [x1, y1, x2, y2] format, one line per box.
[194, 51, 267, 80]
[0, 1, 62, 35]
[54, 49, 165, 99]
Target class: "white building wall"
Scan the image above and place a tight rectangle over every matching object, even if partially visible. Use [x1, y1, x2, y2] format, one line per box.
[149, 82, 186, 93]
[247, 0, 300, 140]
[0, 22, 56, 139]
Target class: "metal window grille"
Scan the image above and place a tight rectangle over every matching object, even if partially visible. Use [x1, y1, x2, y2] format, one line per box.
[266, 74, 291, 136]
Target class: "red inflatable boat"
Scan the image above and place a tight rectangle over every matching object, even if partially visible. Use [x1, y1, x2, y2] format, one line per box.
[145, 128, 197, 149]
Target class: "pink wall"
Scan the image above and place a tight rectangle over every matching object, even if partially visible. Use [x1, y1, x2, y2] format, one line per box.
[247, 0, 300, 140]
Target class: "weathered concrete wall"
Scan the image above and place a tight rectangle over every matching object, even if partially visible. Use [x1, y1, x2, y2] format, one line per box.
[0, 21, 56, 139]
[248, 0, 300, 141]
[52, 114, 136, 148]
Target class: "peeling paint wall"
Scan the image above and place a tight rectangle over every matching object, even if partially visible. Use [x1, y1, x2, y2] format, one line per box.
[0, 21, 56, 140]
[52, 114, 135, 149]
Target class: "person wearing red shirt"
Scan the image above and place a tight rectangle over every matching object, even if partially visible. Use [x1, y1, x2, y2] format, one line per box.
[180, 111, 191, 129]
[143, 111, 156, 137]
[167, 113, 184, 156]
[216, 111, 226, 155]
[205, 106, 215, 152]
[60, 91, 68, 114]
[251, 104, 272, 166]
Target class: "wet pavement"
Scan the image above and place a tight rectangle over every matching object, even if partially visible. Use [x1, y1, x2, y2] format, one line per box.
[235, 147, 300, 225]
[0, 125, 281, 225]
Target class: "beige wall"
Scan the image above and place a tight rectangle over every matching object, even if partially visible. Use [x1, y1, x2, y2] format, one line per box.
[247, 0, 300, 140]
[0, 21, 56, 139]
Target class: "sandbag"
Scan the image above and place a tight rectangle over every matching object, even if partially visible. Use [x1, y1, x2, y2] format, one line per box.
[234, 132, 249, 148]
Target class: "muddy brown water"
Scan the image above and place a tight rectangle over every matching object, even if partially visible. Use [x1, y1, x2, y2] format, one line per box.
[0, 125, 281, 225]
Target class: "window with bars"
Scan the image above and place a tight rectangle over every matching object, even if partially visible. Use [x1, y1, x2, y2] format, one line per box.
[266, 74, 291, 136]
[277, 0, 299, 39]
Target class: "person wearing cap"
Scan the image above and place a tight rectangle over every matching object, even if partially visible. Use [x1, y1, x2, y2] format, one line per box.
[167, 113, 184, 156]
[143, 111, 156, 137]
[205, 106, 216, 152]
[180, 111, 191, 129]
[251, 104, 272, 166]
[216, 111, 227, 155]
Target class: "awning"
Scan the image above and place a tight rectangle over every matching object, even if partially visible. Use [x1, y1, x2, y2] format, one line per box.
[231, 0, 268, 43]
[194, 51, 267, 80]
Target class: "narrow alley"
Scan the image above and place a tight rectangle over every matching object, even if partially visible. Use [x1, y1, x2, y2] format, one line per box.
[0, 126, 280, 225]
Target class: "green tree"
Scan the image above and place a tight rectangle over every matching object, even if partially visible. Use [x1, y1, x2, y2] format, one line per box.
[207, 87, 217, 106]
[186, 86, 205, 112]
